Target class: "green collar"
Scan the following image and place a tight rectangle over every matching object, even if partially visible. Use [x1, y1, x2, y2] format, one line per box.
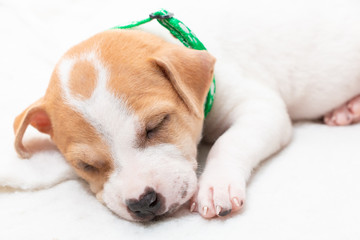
[111, 9, 215, 118]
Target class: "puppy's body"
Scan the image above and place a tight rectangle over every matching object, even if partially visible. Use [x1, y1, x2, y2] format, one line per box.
[189, 1, 360, 216]
[14, 0, 360, 220]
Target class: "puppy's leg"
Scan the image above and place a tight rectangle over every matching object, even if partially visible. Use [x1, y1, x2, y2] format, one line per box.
[324, 95, 360, 126]
[193, 91, 292, 218]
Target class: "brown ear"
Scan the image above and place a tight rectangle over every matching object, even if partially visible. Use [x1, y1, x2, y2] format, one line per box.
[13, 98, 52, 158]
[153, 46, 216, 118]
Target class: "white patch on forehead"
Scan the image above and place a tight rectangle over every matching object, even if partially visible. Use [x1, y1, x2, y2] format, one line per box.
[57, 50, 139, 166]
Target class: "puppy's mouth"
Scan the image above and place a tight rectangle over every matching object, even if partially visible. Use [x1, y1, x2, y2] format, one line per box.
[151, 203, 181, 221]
[134, 204, 182, 222]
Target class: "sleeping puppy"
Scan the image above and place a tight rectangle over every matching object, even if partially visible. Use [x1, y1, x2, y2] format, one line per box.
[13, 1, 360, 221]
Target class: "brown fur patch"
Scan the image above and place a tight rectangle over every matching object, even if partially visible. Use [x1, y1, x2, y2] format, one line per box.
[69, 59, 97, 100]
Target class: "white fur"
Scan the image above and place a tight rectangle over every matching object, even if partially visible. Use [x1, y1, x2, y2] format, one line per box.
[155, 0, 360, 216]
[57, 50, 197, 220]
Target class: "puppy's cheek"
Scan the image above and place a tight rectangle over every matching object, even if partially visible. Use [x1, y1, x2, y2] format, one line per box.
[182, 170, 198, 201]
[190, 158, 198, 170]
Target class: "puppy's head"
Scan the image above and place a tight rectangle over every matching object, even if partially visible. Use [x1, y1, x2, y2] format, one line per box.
[13, 30, 215, 221]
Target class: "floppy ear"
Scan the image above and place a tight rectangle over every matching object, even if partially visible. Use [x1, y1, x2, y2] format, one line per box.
[13, 98, 52, 158]
[153, 46, 216, 118]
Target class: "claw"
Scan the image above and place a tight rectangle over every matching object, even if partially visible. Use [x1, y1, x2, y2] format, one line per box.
[203, 206, 208, 216]
[190, 202, 196, 212]
[233, 197, 240, 207]
[216, 205, 222, 215]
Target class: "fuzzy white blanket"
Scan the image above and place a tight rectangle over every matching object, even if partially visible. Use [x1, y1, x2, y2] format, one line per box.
[1, 0, 360, 239]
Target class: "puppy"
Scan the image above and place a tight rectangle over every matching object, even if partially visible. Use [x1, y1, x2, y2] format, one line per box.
[13, 2, 360, 221]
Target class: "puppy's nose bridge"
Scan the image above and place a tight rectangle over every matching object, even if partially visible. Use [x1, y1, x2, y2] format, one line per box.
[126, 188, 163, 219]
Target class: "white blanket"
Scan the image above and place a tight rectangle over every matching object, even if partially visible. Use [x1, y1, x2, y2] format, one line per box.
[1, 0, 360, 239]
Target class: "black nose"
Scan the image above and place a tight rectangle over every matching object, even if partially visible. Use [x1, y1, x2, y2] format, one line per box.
[126, 189, 163, 219]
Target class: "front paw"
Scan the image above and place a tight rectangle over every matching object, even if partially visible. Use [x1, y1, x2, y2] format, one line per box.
[190, 175, 246, 218]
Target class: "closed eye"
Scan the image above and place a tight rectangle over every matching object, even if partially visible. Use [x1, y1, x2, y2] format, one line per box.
[77, 161, 99, 173]
[146, 114, 170, 139]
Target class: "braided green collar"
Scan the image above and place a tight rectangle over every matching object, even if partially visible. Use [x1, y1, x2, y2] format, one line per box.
[112, 9, 215, 118]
